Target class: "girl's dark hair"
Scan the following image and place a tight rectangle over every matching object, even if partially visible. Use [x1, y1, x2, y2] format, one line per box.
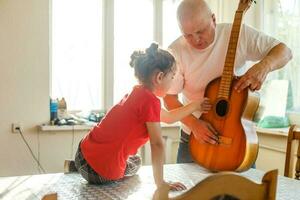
[129, 43, 175, 86]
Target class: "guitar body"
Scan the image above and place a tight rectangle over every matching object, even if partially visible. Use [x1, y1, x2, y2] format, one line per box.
[190, 77, 259, 171]
[189, 0, 258, 172]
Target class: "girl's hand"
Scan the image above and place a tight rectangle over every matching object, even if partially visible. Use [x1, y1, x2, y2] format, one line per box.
[153, 181, 187, 200]
[192, 97, 211, 113]
[165, 181, 187, 191]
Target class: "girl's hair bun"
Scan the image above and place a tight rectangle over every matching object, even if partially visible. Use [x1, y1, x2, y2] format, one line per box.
[129, 42, 175, 87]
[129, 51, 143, 68]
[145, 43, 159, 57]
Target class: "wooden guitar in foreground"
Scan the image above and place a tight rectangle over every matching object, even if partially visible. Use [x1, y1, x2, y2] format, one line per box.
[189, 0, 259, 172]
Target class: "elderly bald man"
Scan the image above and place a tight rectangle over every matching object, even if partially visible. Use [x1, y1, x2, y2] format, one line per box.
[164, 0, 292, 163]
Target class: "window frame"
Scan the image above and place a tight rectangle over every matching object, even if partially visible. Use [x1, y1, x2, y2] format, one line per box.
[51, 0, 299, 115]
[101, 0, 167, 110]
[50, 0, 169, 111]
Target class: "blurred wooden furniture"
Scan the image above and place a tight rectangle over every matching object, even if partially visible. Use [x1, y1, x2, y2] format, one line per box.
[153, 169, 278, 200]
[41, 193, 57, 200]
[284, 124, 300, 179]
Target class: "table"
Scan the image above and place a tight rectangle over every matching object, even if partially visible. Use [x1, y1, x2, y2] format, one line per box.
[0, 164, 299, 200]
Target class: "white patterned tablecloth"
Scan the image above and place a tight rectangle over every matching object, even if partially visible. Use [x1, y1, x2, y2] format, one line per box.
[0, 163, 299, 200]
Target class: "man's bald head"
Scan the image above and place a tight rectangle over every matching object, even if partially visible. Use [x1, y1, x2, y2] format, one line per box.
[176, 0, 216, 50]
[177, 0, 212, 24]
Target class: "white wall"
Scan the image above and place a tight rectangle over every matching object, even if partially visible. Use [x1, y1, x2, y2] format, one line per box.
[0, 0, 87, 176]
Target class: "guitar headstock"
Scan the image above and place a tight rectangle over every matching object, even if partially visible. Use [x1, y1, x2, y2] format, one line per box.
[237, 0, 256, 12]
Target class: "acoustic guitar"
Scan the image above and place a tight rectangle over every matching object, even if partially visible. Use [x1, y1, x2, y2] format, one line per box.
[189, 0, 259, 172]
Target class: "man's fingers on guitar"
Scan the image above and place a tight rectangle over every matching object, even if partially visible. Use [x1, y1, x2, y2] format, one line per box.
[250, 82, 260, 91]
[207, 133, 219, 144]
[197, 138, 206, 144]
[207, 138, 218, 144]
[237, 81, 249, 92]
[203, 134, 217, 144]
[194, 135, 205, 144]
[235, 77, 249, 91]
[234, 77, 244, 90]
[206, 126, 219, 143]
[207, 124, 219, 136]
[195, 133, 210, 143]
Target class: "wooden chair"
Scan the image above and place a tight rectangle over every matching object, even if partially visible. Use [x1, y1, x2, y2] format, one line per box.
[153, 170, 278, 200]
[41, 193, 57, 200]
[284, 124, 300, 179]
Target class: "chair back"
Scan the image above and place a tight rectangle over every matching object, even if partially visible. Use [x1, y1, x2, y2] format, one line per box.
[284, 124, 300, 179]
[153, 170, 278, 200]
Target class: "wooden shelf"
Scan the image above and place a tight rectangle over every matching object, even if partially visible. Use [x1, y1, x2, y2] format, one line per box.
[38, 124, 95, 132]
[38, 122, 180, 132]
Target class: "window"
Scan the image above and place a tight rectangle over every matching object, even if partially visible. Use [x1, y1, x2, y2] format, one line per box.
[113, 0, 184, 103]
[263, 0, 300, 112]
[113, 0, 153, 103]
[51, 0, 103, 110]
[53, 1, 299, 115]
[52, 0, 184, 109]
[162, 0, 181, 48]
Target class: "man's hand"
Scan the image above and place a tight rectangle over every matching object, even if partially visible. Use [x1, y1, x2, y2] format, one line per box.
[190, 119, 219, 144]
[235, 43, 293, 92]
[234, 61, 270, 92]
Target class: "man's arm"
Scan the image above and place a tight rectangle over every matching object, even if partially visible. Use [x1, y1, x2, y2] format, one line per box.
[235, 43, 293, 92]
[163, 94, 218, 144]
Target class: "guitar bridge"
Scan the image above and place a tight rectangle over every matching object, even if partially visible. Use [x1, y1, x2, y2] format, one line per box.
[218, 136, 232, 146]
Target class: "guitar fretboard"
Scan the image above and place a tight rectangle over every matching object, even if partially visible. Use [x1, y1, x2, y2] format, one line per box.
[218, 11, 245, 99]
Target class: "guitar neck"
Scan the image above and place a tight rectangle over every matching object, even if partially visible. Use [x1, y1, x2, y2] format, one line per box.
[218, 10, 245, 99]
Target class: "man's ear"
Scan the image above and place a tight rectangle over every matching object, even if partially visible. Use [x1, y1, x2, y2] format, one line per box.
[212, 13, 216, 26]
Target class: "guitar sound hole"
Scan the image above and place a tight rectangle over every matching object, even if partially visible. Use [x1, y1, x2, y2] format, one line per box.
[215, 100, 228, 117]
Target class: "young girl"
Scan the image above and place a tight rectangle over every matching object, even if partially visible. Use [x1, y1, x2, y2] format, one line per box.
[75, 43, 211, 191]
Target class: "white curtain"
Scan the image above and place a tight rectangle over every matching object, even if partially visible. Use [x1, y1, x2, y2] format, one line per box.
[263, 0, 300, 111]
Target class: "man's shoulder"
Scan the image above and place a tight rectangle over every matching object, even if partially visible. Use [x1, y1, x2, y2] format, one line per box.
[168, 36, 186, 50]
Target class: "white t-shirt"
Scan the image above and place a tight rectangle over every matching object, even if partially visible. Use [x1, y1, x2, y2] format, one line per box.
[168, 23, 280, 134]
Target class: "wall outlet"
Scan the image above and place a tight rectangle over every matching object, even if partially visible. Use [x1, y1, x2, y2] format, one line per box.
[12, 123, 22, 133]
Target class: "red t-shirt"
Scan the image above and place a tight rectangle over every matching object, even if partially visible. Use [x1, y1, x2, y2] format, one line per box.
[80, 85, 161, 180]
